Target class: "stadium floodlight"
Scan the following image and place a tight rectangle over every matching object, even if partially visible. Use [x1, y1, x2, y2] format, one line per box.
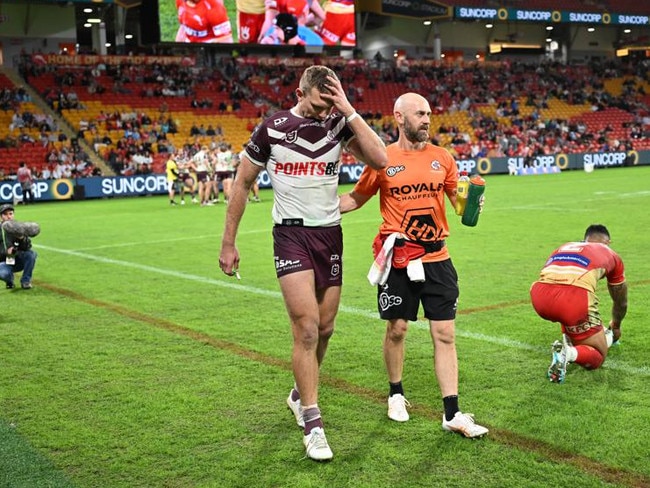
[486, 23, 493, 29]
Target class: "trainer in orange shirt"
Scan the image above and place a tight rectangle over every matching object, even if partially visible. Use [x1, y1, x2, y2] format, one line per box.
[176, 0, 234, 43]
[340, 92, 489, 439]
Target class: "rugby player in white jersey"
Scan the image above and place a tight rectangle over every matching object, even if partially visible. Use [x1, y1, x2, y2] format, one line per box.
[219, 65, 387, 461]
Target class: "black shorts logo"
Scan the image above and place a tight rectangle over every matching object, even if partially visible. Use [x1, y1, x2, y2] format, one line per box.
[379, 292, 402, 311]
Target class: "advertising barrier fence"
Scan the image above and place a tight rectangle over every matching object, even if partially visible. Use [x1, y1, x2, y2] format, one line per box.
[1, 150, 648, 203]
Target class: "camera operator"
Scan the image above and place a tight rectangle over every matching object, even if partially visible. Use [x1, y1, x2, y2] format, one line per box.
[0, 204, 39, 290]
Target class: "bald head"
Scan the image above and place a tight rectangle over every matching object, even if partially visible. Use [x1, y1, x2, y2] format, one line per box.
[394, 92, 430, 115]
[394, 93, 432, 144]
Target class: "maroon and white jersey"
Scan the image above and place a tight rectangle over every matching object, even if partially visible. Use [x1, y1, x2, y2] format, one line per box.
[245, 108, 354, 227]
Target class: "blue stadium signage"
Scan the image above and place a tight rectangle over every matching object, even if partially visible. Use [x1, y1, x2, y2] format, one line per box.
[0, 152, 647, 203]
[454, 6, 649, 25]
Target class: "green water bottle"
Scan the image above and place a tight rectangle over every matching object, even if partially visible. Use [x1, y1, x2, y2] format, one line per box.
[461, 175, 486, 227]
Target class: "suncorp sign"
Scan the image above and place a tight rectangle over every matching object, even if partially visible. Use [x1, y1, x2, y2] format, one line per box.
[456, 7, 498, 19]
[582, 152, 627, 167]
[100, 175, 167, 196]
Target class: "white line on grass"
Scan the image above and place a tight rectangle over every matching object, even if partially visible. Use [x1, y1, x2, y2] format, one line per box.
[74, 228, 272, 251]
[509, 190, 650, 211]
[36, 244, 650, 376]
[74, 219, 382, 252]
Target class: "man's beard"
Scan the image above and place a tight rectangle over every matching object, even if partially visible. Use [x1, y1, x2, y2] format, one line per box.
[404, 118, 429, 143]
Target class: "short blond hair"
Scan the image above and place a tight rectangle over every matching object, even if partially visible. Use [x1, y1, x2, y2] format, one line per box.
[299, 65, 338, 94]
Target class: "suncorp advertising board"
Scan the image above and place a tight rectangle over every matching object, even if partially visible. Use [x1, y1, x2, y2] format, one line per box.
[0, 150, 647, 203]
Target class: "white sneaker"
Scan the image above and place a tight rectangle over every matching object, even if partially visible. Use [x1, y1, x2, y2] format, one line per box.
[387, 394, 410, 422]
[303, 427, 333, 461]
[547, 340, 568, 383]
[286, 391, 305, 428]
[442, 412, 489, 438]
[180, 200, 185, 205]
[191, 197, 198, 204]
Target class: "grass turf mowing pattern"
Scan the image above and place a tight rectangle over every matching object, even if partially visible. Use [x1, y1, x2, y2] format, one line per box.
[1, 167, 650, 487]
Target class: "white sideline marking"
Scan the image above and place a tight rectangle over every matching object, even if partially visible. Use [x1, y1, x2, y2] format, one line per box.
[74, 228, 270, 251]
[74, 219, 382, 251]
[510, 190, 650, 211]
[36, 244, 650, 376]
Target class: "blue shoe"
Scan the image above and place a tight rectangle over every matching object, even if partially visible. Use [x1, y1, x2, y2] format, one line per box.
[547, 340, 567, 383]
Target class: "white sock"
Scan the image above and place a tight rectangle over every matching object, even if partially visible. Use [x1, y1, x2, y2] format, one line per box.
[604, 328, 614, 347]
[566, 345, 578, 362]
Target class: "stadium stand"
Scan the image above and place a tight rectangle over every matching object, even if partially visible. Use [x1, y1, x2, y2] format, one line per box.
[2, 51, 648, 178]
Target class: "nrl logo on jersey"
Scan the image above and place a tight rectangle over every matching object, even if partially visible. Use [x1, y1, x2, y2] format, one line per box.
[273, 117, 288, 127]
[286, 131, 298, 143]
[430, 160, 442, 170]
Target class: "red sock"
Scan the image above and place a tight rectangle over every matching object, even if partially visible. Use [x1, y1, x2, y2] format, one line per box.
[574, 345, 604, 370]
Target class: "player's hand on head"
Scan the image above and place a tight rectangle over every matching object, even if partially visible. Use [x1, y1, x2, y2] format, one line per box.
[323, 75, 354, 117]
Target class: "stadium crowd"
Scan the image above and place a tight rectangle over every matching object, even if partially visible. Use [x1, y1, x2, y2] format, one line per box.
[1, 53, 649, 180]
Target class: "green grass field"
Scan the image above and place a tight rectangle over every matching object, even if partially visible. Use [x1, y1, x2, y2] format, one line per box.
[2, 166, 650, 487]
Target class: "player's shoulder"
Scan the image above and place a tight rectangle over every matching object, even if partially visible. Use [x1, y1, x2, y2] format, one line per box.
[258, 110, 302, 134]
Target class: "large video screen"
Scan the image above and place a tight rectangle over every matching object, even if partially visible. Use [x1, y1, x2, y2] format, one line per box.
[158, 0, 356, 47]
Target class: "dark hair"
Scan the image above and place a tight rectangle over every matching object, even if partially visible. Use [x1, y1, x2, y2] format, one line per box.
[584, 224, 610, 240]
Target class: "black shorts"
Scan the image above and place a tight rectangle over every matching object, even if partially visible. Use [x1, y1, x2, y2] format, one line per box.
[378, 259, 459, 321]
[272, 224, 343, 289]
[215, 171, 234, 183]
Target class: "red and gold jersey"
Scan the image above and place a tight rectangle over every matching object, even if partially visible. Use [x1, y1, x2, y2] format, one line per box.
[237, 0, 266, 14]
[536, 241, 625, 292]
[353, 142, 457, 262]
[177, 0, 233, 43]
[319, 0, 355, 45]
[323, 0, 354, 14]
[237, 0, 266, 42]
[264, 0, 308, 16]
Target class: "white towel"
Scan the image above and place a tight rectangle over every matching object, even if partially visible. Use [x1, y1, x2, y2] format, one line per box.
[367, 233, 399, 286]
[407, 258, 425, 282]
